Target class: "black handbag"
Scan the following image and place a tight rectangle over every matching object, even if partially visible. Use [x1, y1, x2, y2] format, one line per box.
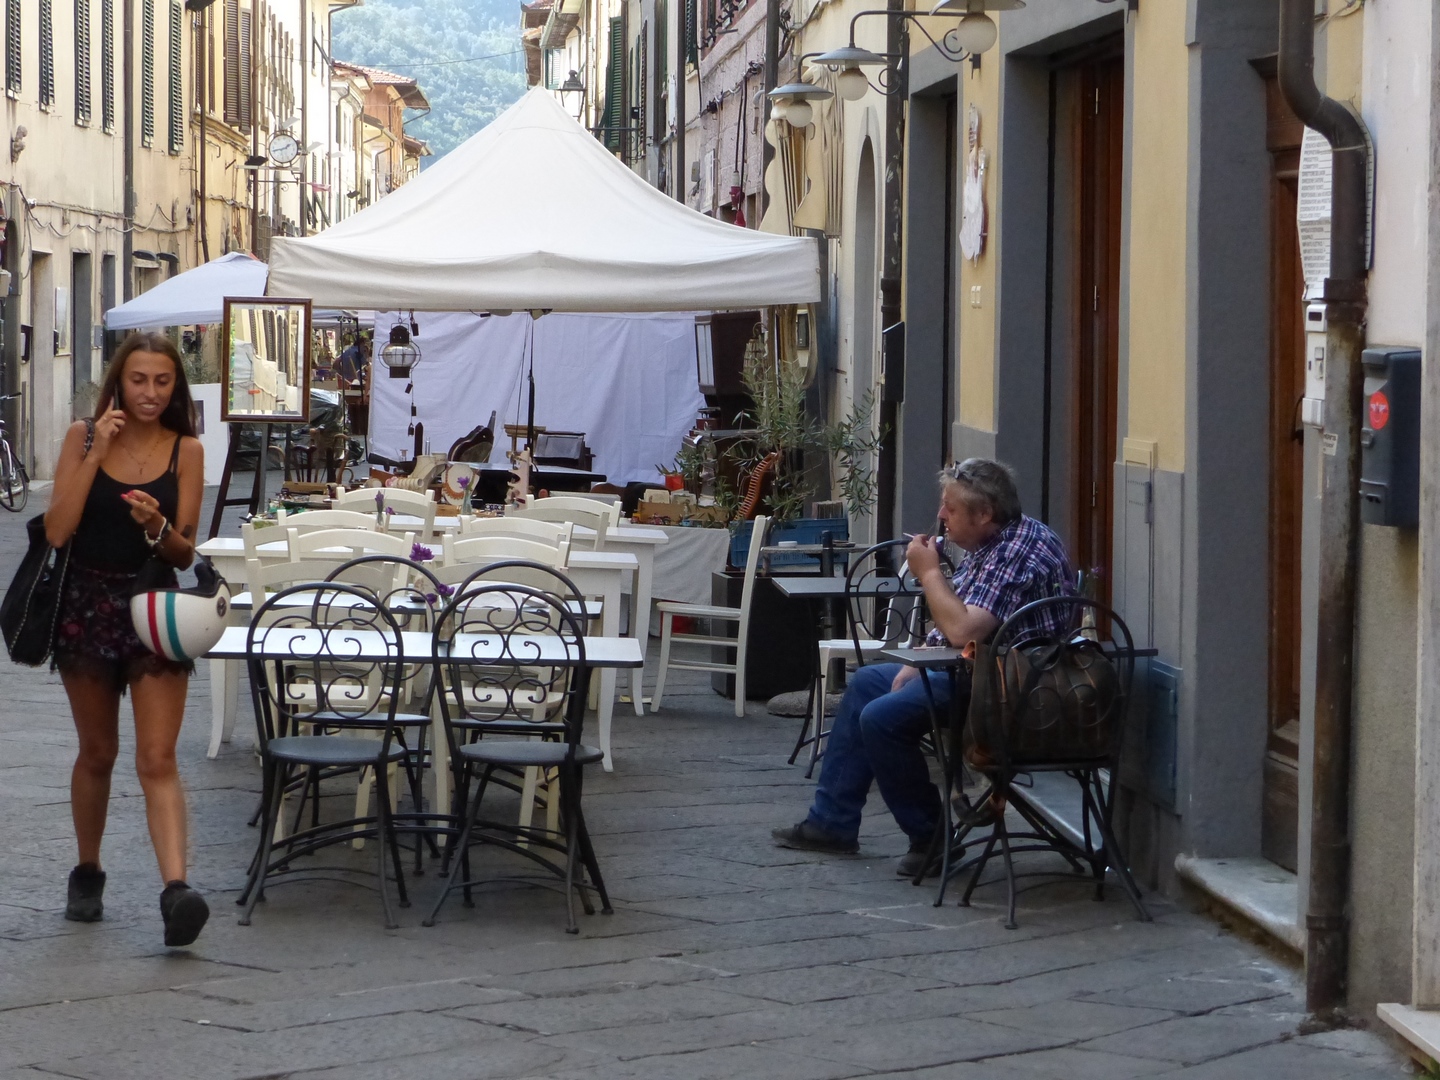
[1, 420, 93, 666]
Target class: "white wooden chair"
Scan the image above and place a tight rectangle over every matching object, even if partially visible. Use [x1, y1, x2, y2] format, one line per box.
[275, 508, 377, 532]
[512, 500, 610, 549]
[334, 486, 437, 536]
[286, 527, 418, 563]
[456, 516, 575, 551]
[241, 520, 286, 559]
[439, 532, 571, 571]
[651, 515, 768, 718]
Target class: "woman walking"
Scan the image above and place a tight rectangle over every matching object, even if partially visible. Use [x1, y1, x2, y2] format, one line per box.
[45, 332, 208, 946]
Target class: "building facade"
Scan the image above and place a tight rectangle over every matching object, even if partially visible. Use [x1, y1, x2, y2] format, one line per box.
[0, 0, 426, 480]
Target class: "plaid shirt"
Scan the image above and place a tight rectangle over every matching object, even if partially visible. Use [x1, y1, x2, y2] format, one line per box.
[926, 515, 1076, 646]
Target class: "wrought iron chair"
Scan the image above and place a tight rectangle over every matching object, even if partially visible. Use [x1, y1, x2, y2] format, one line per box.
[238, 582, 412, 928]
[423, 574, 610, 933]
[937, 595, 1152, 929]
[789, 538, 930, 776]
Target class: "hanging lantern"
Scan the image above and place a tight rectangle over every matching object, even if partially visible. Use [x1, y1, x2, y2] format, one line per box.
[381, 322, 422, 378]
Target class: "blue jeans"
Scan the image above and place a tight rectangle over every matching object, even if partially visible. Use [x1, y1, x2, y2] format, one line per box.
[807, 662, 962, 844]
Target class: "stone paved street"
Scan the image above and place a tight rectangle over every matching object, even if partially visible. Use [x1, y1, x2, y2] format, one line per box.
[0, 487, 1413, 1079]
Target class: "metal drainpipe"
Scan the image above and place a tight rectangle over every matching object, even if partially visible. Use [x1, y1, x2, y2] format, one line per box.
[122, 0, 135, 301]
[197, 5, 210, 262]
[761, 0, 780, 218]
[874, 0, 907, 542]
[1276, 0, 1369, 1016]
[300, 0, 308, 237]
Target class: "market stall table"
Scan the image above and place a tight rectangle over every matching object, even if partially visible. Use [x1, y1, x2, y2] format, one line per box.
[197, 537, 638, 773]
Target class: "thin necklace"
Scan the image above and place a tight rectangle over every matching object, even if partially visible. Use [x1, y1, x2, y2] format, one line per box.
[119, 434, 163, 475]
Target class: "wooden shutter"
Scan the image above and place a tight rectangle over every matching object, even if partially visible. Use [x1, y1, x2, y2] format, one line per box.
[74, 0, 91, 122]
[602, 15, 624, 153]
[4, 0, 18, 95]
[654, 0, 666, 144]
[140, 0, 154, 145]
[101, 0, 114, 129]
[167, 0, 181, 151]
[637, 27, 647, 159]
[223, 0, 239, 124]
[39, 0, 54, 107]
[238, 4, 251, 131]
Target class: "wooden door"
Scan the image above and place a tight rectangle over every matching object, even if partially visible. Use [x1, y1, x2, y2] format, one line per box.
[1072, 57, 1124, 605]
[1261, 65, 1304, 871]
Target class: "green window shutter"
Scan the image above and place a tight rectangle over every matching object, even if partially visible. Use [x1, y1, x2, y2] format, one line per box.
[223, 0, 239, 124]
[684, 0, 697, 67]
[75, 0, 91, 123]
[167, 0, 181, 152]
[5, 0, 19, 95]
[39, 0, 54, 107]
[101, 0, 114, 129]
[141, 0, 155, 145]
[602, 15, 624, 153]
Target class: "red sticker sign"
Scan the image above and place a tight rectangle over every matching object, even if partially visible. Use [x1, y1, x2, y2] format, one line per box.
[1369, 391, 1390, 431]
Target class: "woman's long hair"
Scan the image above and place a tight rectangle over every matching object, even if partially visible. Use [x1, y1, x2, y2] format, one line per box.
[95, 332, 198, 438]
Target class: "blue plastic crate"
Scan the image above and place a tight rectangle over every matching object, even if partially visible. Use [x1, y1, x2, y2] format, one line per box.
[729, 517, 850, 569]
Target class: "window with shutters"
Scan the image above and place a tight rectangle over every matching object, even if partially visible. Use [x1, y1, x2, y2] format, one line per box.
[223, 0, 240, 124]
[101, 0, 114, 129]
[167, 1, 181, 152]
[636, 28, 647, 160]
[39, 0, 54, 108]
[238, 4, 251, 130]
[601, 15, 624, 154]
[75, 0, 91, 123]
[140, 0, 154, 145]
[4, 0, 18, 96]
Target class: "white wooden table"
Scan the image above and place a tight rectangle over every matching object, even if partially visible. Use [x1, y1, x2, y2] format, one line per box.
[197, 537, 638, 771]
[571, 523, 668, 712]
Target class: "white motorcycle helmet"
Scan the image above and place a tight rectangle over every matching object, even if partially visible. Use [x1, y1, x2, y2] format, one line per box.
[131, 555, 232, 662]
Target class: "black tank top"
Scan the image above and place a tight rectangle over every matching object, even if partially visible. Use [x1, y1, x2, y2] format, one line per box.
[72, 435, 182, 572]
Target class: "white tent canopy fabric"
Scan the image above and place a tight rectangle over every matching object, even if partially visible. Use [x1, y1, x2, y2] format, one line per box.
[369, 310, 703, 486]
[103, 252, 267, 330]
[267, 88, 820, 312]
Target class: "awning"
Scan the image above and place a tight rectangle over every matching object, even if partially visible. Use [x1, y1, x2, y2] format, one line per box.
[103, 251, 267, 330]
[267, 88, 820, 312]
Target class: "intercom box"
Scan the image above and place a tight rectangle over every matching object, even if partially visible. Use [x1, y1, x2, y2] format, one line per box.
[1359, 346, 1420, 528]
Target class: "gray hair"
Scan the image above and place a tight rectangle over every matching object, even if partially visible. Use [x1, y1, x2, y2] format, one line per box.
[938, 458, 1022, 526]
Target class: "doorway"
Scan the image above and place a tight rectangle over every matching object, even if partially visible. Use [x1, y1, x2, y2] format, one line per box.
[1261, 64, 1303, 872]
[1070, 54, 1124, 606]
[72, 252, 93, 415]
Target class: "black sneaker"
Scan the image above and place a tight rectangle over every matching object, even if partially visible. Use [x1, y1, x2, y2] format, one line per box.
[160, 881, 210, 947]
[771, 821, 859, 854]
[65, 863, 106, 922]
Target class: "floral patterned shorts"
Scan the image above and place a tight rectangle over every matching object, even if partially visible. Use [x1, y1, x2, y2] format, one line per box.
[53, 562, 194, 693]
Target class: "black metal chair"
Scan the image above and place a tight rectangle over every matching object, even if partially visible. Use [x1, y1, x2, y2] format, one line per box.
[238, 582, 412, 928]
[789, 539, 931, 776]
[937, 595, 1152, 929]
[423, 574, 610, 933]
[319, 555, 449, 869]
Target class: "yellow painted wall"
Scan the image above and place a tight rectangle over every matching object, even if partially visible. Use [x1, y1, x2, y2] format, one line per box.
[1124, 0, 1190, 474]
[958, 57, 1000, 435]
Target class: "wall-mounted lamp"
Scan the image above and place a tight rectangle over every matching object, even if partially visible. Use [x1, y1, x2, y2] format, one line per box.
[767, 81, 834, 128]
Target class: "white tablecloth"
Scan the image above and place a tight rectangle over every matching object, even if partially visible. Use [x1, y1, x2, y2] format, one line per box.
[649, 525, 731, 605]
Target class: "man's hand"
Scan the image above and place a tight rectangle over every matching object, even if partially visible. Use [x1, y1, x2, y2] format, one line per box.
[891, 665, 920, 693]
[906, 533, 944, 581]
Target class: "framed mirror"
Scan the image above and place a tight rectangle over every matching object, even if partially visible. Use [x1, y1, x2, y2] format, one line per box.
[221, 296, 313, 423]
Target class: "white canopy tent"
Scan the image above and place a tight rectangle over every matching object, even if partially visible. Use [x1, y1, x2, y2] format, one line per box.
[266, 88, 820, 311]
[103, 252, 267, 330]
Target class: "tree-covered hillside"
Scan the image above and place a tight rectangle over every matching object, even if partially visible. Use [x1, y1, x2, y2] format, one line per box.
[331, 0, 527, 162]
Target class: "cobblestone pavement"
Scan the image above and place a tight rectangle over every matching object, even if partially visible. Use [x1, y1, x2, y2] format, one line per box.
[0, 487, 1413, 1078]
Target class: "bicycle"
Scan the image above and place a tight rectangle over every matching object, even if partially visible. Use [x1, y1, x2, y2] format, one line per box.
[0, 392, 30, 513]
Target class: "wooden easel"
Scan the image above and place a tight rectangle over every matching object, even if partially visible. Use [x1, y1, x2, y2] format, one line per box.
[207, 423, 272, 539]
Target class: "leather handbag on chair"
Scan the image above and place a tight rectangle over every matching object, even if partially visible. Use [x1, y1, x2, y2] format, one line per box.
[965, 633, 1121, 769]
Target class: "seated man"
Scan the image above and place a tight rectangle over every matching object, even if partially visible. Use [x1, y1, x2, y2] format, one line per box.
[772, 458, 1076, 875]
